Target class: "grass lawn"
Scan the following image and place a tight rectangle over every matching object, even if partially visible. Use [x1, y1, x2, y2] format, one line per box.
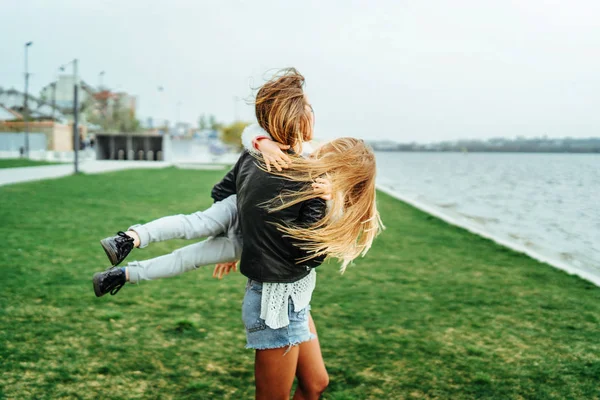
[0, 158, 62, 168]
[1, 168, 599, 399]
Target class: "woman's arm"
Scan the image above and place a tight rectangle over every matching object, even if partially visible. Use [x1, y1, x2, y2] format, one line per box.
[211, 148, 248, 202]
[211, 166, 237, 202]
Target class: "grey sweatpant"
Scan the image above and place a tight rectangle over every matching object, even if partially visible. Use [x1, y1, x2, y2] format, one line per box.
[125, 195, 242, 283]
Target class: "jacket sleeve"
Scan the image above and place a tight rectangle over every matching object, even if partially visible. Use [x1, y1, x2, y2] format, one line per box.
[211, 153, 244, 202]
[295, 197, 328, 268]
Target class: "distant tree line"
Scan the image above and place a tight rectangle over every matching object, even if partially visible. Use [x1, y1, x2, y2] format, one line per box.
[368, 137, 600, 153]
[198, 113, 248, 150]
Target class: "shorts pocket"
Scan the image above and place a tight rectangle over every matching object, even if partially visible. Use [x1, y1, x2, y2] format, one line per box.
[289, 305, 308, 323]
[242, 285, 266, 333]
[248, 280, 262, 294]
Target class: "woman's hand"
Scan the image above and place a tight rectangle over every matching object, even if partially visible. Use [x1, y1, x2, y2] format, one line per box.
[256, 138, 292, 172]
[312, 177, 332, 201]
[213, 261, 238, 279]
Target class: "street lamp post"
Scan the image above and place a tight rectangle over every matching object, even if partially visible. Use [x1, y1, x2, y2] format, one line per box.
[98, 70, 105, 89]
[98, 71, 106, 131]
[51, 82, 57, 121]
[157, 86, 165, 131]
[23, 41, 33, 157]
[60, 59, 80, 174]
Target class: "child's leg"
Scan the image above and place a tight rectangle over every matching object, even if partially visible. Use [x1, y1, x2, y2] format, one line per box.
[126, 235, 242, 283]
[129, 195, 237, 248]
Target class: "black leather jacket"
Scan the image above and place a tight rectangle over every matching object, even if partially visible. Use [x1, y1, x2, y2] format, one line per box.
[211, 150, 327, 283]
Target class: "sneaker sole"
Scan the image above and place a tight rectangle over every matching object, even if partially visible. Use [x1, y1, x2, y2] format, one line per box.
[93, 272, 105, 297]
[100, 238, 120, 266]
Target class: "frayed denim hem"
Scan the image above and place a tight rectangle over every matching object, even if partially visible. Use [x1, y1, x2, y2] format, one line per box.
[246, 333, 317, 353]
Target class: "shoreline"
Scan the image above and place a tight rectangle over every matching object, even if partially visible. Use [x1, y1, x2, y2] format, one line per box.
[376, 183, 600, 287]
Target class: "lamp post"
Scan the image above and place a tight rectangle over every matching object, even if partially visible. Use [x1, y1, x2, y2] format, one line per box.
[23, 41, 33, 157]
[157, 86, 165, 131]
[50, 81, 57, 121]
[60, 59, 80, 174]
[98, 71, 106, 131]
[98, 70, 105, 89]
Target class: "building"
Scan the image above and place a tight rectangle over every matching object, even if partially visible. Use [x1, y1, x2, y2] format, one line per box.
[39, 75, 90, 111]
[85, 90, 139, 134]
[0, 104, 21, 121]
[116, 93, 137, 115]
[0, 88, 85, 152]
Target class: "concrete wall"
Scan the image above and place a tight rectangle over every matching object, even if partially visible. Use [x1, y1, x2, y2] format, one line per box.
[0, 132, 47, 152]
[96, 134, 239, 164]
[95, 134, 164, 161]
[51, 124, 74, 151]
[0, 121, 86, 151]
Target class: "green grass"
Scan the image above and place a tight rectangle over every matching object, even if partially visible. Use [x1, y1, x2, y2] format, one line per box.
[0, 158, 62, 168]
[1, 168, 599, 399]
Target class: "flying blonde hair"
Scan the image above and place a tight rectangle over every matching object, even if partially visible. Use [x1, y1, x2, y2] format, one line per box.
[261, 137, 384, 272]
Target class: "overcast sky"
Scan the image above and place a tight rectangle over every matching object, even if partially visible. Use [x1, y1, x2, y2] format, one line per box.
[2, 0, 599, 142]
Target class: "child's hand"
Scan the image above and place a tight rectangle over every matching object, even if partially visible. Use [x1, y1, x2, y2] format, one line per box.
[213, 261, 238, 279]
[256, 138, 292, 172]
[312, 177, 332, 201]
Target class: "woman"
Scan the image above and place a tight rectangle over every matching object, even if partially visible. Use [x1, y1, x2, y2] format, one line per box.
[208, 69, 383, 399]
[209, 141, 381, 400]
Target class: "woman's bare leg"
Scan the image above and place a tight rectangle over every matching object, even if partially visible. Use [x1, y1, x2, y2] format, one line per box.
[255, 346, 300, 400]
[293, 315, 329, 400]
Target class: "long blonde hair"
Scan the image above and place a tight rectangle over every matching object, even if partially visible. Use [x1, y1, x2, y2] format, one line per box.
[262, 138, 384, 272]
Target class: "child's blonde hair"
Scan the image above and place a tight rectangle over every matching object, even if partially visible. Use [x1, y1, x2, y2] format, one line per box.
[263, 137, 384, 272]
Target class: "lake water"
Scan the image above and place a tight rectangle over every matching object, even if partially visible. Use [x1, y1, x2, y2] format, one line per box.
[375, 152, 600, 282]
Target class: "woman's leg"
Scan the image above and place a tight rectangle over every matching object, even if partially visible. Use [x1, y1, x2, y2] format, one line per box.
[255, 346, 300, 400]
[293, 314, 329, 400]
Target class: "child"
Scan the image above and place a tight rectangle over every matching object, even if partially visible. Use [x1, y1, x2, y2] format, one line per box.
[93, 130, 337, 297]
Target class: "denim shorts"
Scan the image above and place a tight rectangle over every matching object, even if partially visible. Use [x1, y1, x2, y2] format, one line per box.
[242, 279, 315, 350]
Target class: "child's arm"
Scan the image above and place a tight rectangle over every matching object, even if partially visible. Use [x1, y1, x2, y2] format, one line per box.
[241, 124, 291, 172]
[311, 177, 332, 201]
[241, 124, 272, 154]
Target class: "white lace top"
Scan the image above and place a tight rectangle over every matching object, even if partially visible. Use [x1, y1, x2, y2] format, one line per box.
[260, 269, 317, 329]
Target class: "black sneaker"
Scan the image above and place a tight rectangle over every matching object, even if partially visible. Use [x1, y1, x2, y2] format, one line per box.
[100, 231, 134, 266]
[93, 267, 126, 297]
